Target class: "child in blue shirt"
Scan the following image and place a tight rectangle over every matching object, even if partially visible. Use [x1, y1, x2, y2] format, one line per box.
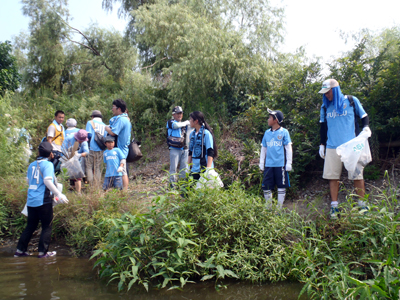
[259, 109, 293, 209]
[103, 136, 125, 190]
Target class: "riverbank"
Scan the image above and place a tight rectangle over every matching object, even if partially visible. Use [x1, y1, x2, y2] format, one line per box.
[1, 140, 399, 299]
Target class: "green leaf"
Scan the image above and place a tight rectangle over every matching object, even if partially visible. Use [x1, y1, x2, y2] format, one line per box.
[200, 274, 215, 281]
[128, 278, 137, 291]
[177, 248, 183, 258]
[216, 265, 225, 279]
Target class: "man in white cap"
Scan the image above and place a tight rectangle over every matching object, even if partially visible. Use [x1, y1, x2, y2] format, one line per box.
[318, 79, 371, 219]
[166, 106, 190, 187]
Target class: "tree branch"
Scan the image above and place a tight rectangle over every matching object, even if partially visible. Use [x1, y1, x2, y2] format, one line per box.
[140, 57, 169, 70]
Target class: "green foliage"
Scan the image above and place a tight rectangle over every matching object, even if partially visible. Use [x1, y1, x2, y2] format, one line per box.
[329, 27, 400, 144]
[0, 93, 31, 177]
[21, 0, 69, 91]
[0, 41, 21, 94]
[93, 184, 294, 290]
[364, 164, 381, 180]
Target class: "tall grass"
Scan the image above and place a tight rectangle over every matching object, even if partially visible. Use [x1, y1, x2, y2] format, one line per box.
[90, 177, 400, 299]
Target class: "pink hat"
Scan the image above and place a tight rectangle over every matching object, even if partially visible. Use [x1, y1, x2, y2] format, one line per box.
[74, 129, 88, 142]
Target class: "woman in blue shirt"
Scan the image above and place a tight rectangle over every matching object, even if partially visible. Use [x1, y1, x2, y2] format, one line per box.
[188, 111, 218, 180]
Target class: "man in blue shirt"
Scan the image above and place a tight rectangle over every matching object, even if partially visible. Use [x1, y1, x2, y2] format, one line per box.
[85, 110, 107, 188]
[318, 79, 371, 219]
[259, 109, 293, 209]
[167, 106, 190, 187]
[105, 99, 132, 191]
[15, 141, 68, 258]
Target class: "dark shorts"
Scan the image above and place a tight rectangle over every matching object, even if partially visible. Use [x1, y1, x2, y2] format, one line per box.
[191, 173, 201, 181]
[103, 176, 123, 190]
[262, 167, 290, 190]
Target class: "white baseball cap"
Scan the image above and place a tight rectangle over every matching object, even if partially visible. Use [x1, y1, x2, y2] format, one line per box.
[318, 79, 339, 94]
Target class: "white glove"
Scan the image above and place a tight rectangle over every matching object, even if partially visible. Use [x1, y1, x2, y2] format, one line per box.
[362, 126, 371, 136]
[319, 145, 325, 159]
[117, 166, 124, 173]
[286, 163, 292, 172]
[259, 145, 267, 171]
[74, 152, 82, 159]
[56, 194, 69, 204]
[184, 120, 190, 126]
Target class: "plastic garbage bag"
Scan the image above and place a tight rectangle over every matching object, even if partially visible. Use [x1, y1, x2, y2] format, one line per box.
[195, 169, 224, 190]
[61, 154, 85, 179]
[336, 130, 372, 179]
[80, 157, 86, 178]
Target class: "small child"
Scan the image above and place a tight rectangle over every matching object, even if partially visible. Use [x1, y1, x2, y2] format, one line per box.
[259, 109, 293, 209]
[103, 136, 125, 191]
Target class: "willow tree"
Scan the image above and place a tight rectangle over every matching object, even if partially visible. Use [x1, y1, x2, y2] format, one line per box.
[130, 0, 284, 116]
[21, 0, 69, 92]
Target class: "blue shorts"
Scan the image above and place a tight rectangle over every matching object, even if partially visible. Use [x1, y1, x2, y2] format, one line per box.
[262, 167, 290, 190]
[103, 176, 123, 190]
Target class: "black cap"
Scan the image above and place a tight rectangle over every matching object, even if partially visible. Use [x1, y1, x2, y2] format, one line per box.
[267, 108, 284, 124]
[172, 106, 183, 114]
[39, 141, 53, 157]
[104, 135, 115, 142]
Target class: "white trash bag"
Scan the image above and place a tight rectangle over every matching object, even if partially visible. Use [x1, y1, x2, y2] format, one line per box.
[336, 130, 372, 179]
[195, 169, 224, 190]
[61, 154, 85, 179]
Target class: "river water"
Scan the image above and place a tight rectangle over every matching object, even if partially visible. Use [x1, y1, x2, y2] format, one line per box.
[0, 246, 306, 300]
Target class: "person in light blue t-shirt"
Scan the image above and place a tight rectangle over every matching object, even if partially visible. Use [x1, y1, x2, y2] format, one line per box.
[318, 79, 371, 219]
[259, 109, 293, 209]
[15, 142, 68, 259]
[85, 110, 107, 187]
[105, 99, 132, 191]
[167, 106, 190, 187]
[103, 136, 125, 190]
[188, 111, 217, 180]
[65, 118, 79, 138]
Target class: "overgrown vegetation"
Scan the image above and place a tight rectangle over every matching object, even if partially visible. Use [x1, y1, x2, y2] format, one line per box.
[88, 177, 400, 299]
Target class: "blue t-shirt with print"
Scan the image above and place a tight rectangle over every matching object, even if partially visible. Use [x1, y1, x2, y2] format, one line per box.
[62, 134, 89, 154]
[189, 128, 214, 173]
[261, 127, 291, 167]
[65, 128, 79, 138]
[110, 115, 131, 159]
[166, 119, 186, 150]
[85, 119, 106, 152]
[27, 159, 55, 207]
[320, 96, 367, 149]
[103, 148, 124, 177]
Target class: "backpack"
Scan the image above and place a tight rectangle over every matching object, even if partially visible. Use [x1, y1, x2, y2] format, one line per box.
[321, 95, 360, 145]
[90, 121, 107, 150]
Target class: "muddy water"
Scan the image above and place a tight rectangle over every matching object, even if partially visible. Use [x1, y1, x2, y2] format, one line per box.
[0, 247, 306, 300]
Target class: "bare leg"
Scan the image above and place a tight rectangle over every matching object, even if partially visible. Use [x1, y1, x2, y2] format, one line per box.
[354, 179, 365, 199]
[329, 180, 339, 203]
[75, 180, 81, 193]
[122, 175, 129, 191]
